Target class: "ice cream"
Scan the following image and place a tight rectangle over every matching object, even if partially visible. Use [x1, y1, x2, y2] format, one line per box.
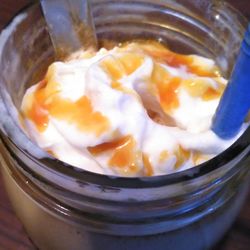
[20, 41, 244, 177]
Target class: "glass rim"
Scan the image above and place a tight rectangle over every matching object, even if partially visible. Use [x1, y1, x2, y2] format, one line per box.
[0, 1, 249, 190]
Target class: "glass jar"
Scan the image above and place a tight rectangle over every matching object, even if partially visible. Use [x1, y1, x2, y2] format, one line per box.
[0, 1, 250, 250]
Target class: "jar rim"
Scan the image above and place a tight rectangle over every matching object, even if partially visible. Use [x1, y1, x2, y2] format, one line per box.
[0, 1, 249, 189]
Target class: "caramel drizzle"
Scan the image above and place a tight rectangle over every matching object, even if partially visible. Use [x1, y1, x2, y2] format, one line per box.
[151, 63, 181, 113]
[142, 153, 154, 176]
[89, 135, 141, 175]
[174, 145, 191, 169]
[159, 150, 169, 163]
[24, 67, 110, 135]
[183, 78, 225, 101]
[101, 53, 144, 81]
[137, 41, 220, 77]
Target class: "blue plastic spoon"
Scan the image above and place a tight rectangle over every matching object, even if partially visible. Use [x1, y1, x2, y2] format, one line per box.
[212, 24, 250, 139]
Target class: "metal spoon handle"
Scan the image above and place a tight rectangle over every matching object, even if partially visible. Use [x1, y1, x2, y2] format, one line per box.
[40, 0, 97, 59]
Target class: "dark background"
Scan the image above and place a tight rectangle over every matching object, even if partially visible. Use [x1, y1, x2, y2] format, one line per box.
[0, 0, 249, 249]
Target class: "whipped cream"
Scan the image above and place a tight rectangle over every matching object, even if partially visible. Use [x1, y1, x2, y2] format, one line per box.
[21, 41, 242, 177]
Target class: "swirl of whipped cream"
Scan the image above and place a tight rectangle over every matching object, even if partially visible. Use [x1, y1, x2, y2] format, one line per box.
[21, 41, 243, 177]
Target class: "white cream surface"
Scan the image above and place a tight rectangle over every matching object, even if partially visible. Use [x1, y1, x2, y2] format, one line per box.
[21, 42, 243, 177]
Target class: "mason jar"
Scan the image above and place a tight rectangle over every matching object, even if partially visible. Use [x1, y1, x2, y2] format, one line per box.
[0, 1, 249, 250]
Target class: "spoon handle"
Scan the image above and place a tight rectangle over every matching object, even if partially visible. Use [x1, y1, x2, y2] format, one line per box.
[40, 0, 98, 59]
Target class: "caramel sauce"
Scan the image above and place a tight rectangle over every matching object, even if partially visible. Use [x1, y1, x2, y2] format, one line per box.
[88, 136, 130, 155]
[89, 135, 141, 175]
[109, 136, 141, 176]
[111, 81, 123, 90]
[119, 53, 144, 75]
[137, 41, 219, 77]
[202, 86, 224, 101]
[25, 68, 110, 135]
[24, 67, 63, 132]
[189, 64, 220, 78]
[183, 78, 225, 101]
[46, 150, 57, 158]
[49, 96, 110, 136]
[174, 145, 191, 169]
[159, 150, 169, 163]
[159, 77, 181, 113]
[192, 152, 211, 165]
[25, 79, 50, 132]
[108, 135, 138, 171]
[151, 63, 170, 85]
[183, 79, 208, 97]
[142, 153, 154, 176]
[111, 81, 136, 96]
[192, 151, 202, 165]
[101, 57, 126, 80]
[26, 95, 49, 132]
[101, 53, 144, 82]
[151, 64, 181, 113]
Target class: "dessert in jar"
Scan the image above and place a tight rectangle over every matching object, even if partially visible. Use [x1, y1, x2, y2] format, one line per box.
[0, 1, 249, 250]
[20, 41, 246, 177]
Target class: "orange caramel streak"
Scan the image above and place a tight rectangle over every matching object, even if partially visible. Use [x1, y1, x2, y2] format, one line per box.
[25, 79, 49, 132]
[108, 135, 136, 168]
[101, 53, 144, 81]
[88, 136, 132, 155]
[25, 77, 110, 135]
[151, 64, 181, 113]
[49, 96, 110, 136]
[183, 78, 225, 101]
[119, 53, 144, 75]
[158, 77, 181, 113]
[101, 57, 125, 80]
[174, 145, 191, 169]
[159, 150, 169, 163]
[192, 151, 202, 165]
[141, 43, 218, 77]
[202, 87, 222, 101]
[89, 135, 140, 175]
[142, 153, 154, 177]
